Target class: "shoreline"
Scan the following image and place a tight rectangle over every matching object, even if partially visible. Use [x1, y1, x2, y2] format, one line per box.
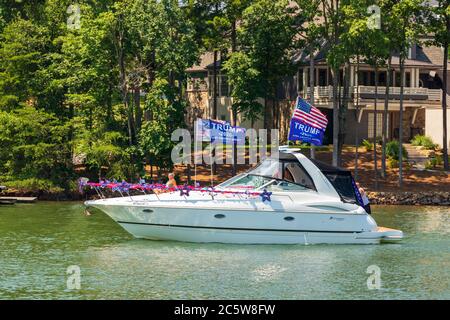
[2, 190, 450, 206]
[368, 191, 450, 206]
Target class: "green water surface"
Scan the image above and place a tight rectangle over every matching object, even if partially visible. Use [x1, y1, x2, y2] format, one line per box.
[0, 202, 449, 299]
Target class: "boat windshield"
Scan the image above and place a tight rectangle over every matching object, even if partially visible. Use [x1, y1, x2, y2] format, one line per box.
[218, 158, 316, 192]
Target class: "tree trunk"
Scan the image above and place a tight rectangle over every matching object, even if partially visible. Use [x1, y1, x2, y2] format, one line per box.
[212, 50, 218, 120]
[373, 66, 379, 190]
[354, 56, 360, 180]
[399, 57, 405, 188]
[309, 48, 315, 159]
[134, 87, 142, 134]
[263, 95, 271, 132]
[381, 55, 392, 177]
[231, 20, 238, 176]
[144, 51, 156, 122]
[118, 40, 133, 146]
[212, 50, 218, 174]
[339, 61, 350, 158]
[232, 106, 238, 176]
[331, 66, 340, 166]
[273, 89, 279, 130]
[442, 39, 448, 170]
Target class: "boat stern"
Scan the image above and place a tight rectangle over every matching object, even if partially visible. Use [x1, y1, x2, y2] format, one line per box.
[356, 226, 403, 243]
[376, 226, 404, 242]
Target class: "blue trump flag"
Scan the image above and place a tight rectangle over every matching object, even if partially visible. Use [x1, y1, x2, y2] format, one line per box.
[288, 120, 325, 145]
[195, 119, 246, 145]
[288, 97, 328, 146]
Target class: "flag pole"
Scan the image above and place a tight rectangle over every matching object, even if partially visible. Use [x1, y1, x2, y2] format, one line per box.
[287, 97, 299, 148]
[210, 145, 213, 187]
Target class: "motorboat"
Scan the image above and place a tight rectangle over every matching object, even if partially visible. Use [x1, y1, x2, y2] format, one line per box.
[84, 150, 403, 244]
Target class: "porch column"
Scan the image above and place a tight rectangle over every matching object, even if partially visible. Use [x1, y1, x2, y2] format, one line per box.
[350, 65, 355, 87]
[303, 68, 308, 97]
[411, 68, 418, 87]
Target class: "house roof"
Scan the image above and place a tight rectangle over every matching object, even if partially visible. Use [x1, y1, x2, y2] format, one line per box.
[297, 42, 448, 70]
[188, 43, 448, 73]
[186, 52, 215, 72]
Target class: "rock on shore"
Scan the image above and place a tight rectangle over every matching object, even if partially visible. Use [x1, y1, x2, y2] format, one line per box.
[368, 191, 450, 206]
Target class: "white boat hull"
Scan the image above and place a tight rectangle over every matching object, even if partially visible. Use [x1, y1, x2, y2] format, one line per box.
[85, 194, 402, 245]
[117, 222, 381, 244]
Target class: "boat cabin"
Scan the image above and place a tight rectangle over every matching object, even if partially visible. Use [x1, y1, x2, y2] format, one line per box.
[218, 152, 362, 205]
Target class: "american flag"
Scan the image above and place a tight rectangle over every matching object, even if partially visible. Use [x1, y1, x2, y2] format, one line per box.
[292, 97, 328, 130]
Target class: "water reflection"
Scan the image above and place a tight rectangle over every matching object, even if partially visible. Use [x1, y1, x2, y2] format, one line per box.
[0, 203, 449, 299]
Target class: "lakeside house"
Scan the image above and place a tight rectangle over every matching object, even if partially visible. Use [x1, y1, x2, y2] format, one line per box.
[186, 43, 450, 148]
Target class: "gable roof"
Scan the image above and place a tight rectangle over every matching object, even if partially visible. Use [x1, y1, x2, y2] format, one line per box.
[186, 52, 215, 72]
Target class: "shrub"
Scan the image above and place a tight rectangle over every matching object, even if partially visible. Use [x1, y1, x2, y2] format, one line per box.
[411, 135, 437, 150]
[376, 136, 383, 146]
[386, 140, 408, 160]
[3, 178, 64, 193]
[361, 139, 373, 151]
[426, 155, 442, 169]
[425, 160, 434, 170]
[387, 158, 398, 169]
[435, 155, 443, 166]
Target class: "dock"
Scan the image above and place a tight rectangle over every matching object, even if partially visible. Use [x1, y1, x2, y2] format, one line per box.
[0, 196, 37, 203]
[0, 198, 16, 205]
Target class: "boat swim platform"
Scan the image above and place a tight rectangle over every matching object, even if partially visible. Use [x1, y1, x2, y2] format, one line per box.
[377, 226, 403, 242]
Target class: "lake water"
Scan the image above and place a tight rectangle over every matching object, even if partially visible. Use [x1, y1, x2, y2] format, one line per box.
[0, 202, 449, 299]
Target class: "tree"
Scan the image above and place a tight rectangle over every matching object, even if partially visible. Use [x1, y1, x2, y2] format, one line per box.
[0, 19, 49, 110]
[138, 78, 186, 175]
[378, 0, 398, 178]
[0, 107, 73, 190]
[427, 0, 450, 170]
[223, 0, 252, 175]
[238, 0, 297, 132]
[320, 0, 341, 166]
[391, 0, 425, 187]
[340, 1, 389, 187]
[291, 0, 322, 157]
[222, 52, 263, 128]
[204, 2, 229, 121]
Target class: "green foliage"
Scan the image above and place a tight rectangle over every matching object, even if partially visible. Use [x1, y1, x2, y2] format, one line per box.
[411, 135, 437, 150]
[426, 154, 443, 169]
[387, 158, 399, 169]
[361, 139, 373, 151]
[138, 78, 185, 170]
[3, 178, 64, 193]
[386, 140, 408, 161]
[0, 107, 73, 188]
[222, 51, 263, 125]
[0, 0, 441, 193]
[0, 18, 50, 110]
[237, 0, 297, 98]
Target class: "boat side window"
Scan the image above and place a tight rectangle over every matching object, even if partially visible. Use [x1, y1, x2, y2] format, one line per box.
[265, 180, 309, 192]
[225, 174, 274, 189]
[283, 162, 316, 190]
[248, 159, 283, 179]
[219, 158, 316, 191]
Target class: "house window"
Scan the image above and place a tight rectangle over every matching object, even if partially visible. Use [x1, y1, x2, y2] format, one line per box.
[368, 112, 388, 139]
[208, 75, 216, 97]
[219, 75, 229, 97]
[318, 69, 327, 86]
[358, 71, 370, 86]
[304, 68, 317, 86]
[298, 69, 304, 92]
[395, 72, 411, 87]
[378, 72, 386, 86]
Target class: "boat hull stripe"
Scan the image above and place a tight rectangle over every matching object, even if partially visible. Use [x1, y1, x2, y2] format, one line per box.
[116, 221, 363, 234]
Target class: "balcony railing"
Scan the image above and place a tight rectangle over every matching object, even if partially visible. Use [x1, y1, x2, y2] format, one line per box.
[304, 85, 442, 103]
